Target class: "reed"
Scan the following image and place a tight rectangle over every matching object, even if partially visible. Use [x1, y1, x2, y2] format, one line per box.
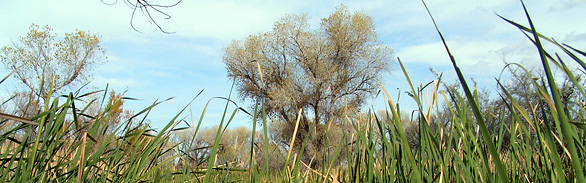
[1, 1, 584, 182]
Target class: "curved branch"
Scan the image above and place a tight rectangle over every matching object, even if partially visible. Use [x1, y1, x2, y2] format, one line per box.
[100, 0, 181, 33]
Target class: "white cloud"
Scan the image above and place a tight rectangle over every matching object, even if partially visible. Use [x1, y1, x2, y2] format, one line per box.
[396, 37, 549, 77]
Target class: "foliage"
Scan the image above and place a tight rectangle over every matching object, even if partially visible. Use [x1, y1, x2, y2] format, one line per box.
[0, 24, 106, 99]
[92, 90, 135, 133]
[0, 88, 179, 182]
[224, 6, 391, 126]
[224, 5, 392, 167]
[2, 2, 585, 183]
[178, 125, 256, 168]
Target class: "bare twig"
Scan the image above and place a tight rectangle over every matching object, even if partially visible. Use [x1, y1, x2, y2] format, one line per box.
[100, 0, 181, 33]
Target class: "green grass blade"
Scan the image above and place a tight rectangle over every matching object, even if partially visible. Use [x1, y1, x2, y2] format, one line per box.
[421, 1, 509, 182]
[517, 1, 584, 182]
[204, 81, 236, 182]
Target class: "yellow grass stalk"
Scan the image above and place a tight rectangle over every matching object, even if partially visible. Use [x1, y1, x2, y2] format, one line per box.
[78, 133, 87, 183]
[286, 108, 303, 165]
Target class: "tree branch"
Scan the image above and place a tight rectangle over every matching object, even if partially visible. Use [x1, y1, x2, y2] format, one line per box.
[100, 0, 181, 33]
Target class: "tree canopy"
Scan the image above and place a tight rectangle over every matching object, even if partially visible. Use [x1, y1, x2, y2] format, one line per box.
[224, 6, 392, 128]
[1, 24, 106, 99]
[223, 6, 392, 166]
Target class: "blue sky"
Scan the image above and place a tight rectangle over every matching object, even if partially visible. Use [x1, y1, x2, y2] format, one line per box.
[1, 1, 586, 130]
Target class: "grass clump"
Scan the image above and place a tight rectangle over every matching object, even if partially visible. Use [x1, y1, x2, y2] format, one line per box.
[0, 86, 184, 182]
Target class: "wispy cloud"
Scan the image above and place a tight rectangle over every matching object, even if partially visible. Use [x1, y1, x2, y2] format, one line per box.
[549, 0, 586, 12]
[93, 76, 150, 89]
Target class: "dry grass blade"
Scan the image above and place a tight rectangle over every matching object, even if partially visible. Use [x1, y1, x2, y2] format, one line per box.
[0, 66, 21, 85]
[252, 60, 264, 86]
[300, 160, 339, 183]
[0, 112, 39, 126]
[77, 133, 87, 183]
[285, 108, 303, 164]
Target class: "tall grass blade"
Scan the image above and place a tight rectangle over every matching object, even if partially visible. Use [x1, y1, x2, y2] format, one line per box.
[517, 1, 584, 182]
[204, 81, 236, 182]
[421, 1, 509, 182]
[381, 84, 422, 182]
